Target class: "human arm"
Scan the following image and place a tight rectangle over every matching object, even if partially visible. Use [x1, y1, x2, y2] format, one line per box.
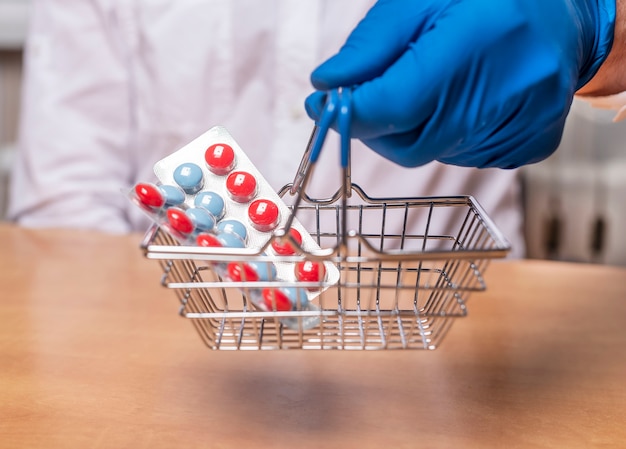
[575, 0, 626, 121]
[577, 0, 626, 97]
[8, 0, 133, 232]
[304, 0, 617, 169]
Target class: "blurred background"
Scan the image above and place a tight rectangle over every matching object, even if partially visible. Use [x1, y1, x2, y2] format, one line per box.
[0, 0, 26, 219]
[0, 0, 624, 266]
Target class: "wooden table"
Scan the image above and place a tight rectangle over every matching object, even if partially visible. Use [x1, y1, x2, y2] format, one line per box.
[1, 224, 625, 448]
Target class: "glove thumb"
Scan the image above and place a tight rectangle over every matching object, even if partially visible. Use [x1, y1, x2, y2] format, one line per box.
[304, 91, 326, 123]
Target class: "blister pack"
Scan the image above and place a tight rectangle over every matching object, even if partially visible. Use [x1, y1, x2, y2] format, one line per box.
[127, 126, 339, 330]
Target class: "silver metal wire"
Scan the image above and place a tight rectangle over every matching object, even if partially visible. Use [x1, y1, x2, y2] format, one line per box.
[141, 182, 509, 350]
[140, 89, 510, 350]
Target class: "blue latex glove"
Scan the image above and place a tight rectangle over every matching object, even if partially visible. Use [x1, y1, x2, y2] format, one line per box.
[305, 0, 615, 169]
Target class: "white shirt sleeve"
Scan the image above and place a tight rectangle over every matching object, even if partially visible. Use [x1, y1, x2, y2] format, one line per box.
[8, 0, 134, 233]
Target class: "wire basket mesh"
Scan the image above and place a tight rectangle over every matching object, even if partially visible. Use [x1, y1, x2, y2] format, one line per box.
[141, 183, 509, 350]
[139, 90, 509, 350]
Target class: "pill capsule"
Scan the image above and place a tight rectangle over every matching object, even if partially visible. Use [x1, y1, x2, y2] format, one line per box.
[247, 260, 277, 281]
[295, 261, 327, 290]
[226, 171, 257, 203]
[195, 233, 226, 270]
[227, 262, 260, 282]
[281, 287, 309, 308]
[216, 231, 246, 249]
[205, 143, 236, 175]
[195, 231, 245, 267]
[173, 162, 204, 194]
[158, 184, 185, 206]
[217, 219, 247, 242]
[261, 288, 293, 312]
[185, 207, 216, 232]
[271, 228, 303, 255]
[194, 191, 225, 220]
[196, 232, 223, 247]
[167, 207, 195, 235]
[248, 199, 280, 232]
[262, 287, 308, 311]
[134, 182, 164, 209]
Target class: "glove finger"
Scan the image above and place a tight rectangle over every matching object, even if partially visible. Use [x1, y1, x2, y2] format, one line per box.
[310, 0, 446, 90]
[345, 36, 447, 141]
[348, 1, 550, 140]
[307, 24, 457, 138]
[360, 132, 436, 168]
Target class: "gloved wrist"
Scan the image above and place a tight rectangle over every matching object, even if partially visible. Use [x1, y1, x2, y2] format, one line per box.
[574, 0, 616, 90]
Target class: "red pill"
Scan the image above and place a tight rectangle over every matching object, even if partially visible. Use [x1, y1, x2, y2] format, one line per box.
[295, 261, 327, 290]
[205, 143, 236, 175]
[196, 233, 223, 247]
[248, 199, 280, 232]
[271, 228, 303, 255]
[167, 207, 194, 235]
[227, 262, 259, 282]
[226, 171, 257, 203]
[262, 288, 292, 312]
[134, 182, 164, 209]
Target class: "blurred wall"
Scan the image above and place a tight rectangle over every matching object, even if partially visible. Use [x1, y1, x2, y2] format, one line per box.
[0, 0, 29, 218]
[522, 98, 626, 266]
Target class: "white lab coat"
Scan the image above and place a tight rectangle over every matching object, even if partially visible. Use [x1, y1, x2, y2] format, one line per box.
[8, 0, 525, 257]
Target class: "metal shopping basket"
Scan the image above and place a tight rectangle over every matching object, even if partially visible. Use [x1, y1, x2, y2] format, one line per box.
[140, 89, 511, 350]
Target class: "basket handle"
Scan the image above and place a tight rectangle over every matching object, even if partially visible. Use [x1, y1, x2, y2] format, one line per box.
[289, 88, 352, 194]
[284, 88, 353, 248]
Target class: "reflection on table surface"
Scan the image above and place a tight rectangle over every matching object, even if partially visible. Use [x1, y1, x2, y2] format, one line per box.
[1, 224, 625, 449]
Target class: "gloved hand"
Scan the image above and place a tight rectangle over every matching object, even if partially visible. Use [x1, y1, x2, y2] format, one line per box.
[305, 0, 615, 169]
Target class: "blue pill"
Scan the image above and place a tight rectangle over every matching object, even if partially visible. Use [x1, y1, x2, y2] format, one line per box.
[216, 231, 246, 249]
[194, 191, 225, 220]
[280, 287, 308, 308]
[173, 162, 204, 194]
[185, 207, 216, 232]
[217, 219, 247, 242]
[158, 184, 186, 206]
[248, 260, 277, 281]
